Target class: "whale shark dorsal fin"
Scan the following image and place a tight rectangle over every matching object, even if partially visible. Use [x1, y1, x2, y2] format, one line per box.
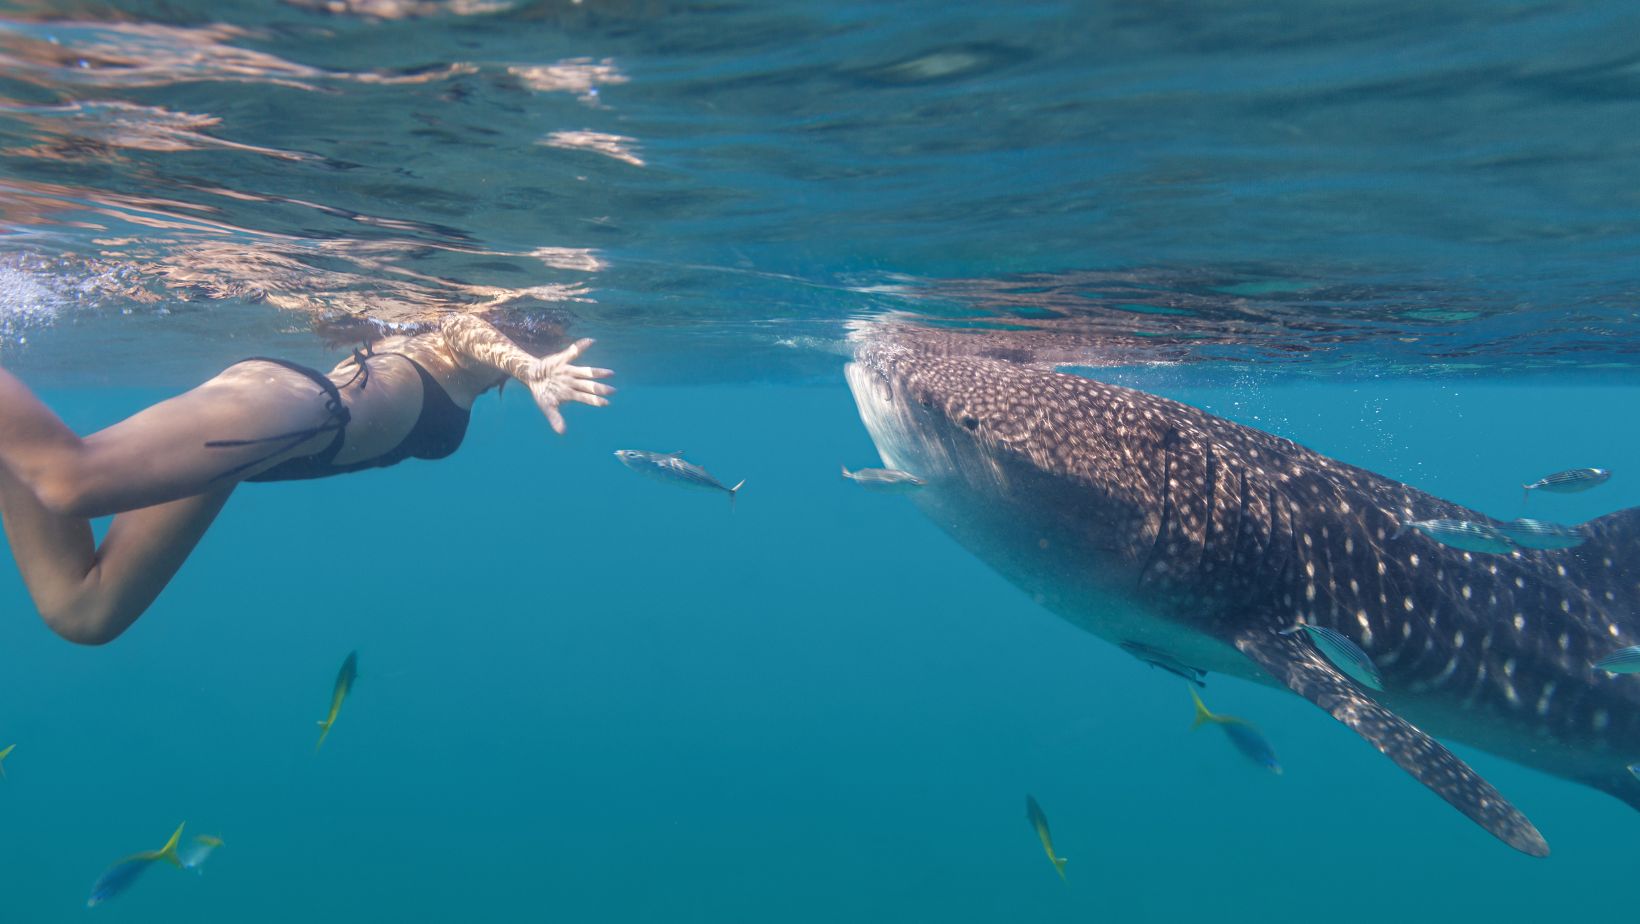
[1235, 627, 1550, 858]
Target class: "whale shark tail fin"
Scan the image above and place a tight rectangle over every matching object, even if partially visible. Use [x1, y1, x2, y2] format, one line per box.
[1235, 625, 1550, 858]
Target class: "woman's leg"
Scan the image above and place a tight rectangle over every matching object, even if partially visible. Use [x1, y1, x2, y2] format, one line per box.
[0, 362, 338, 643]
[0, 463, 233, 644]
[0, 363, 337, 518]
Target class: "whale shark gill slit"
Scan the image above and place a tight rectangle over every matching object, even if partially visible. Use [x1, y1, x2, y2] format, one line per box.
[1236, 628, 1551, 857]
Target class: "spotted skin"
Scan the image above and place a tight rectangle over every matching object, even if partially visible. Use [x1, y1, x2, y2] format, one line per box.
[846, 331, 1640, 858]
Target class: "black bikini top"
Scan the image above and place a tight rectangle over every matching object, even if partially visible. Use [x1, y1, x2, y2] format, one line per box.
[207, 352, 471, 484]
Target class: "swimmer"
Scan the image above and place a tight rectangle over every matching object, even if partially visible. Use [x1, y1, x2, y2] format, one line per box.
[0, 314, 612, 645]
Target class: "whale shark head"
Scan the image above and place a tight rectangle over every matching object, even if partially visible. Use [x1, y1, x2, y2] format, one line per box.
[845, 332, 1184, 612]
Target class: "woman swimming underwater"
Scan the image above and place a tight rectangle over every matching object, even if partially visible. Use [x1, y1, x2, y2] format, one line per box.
[0, 314, 612, 645]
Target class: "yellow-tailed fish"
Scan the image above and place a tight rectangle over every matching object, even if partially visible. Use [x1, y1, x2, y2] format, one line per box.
[87, 822, 186, 908]
[179, 835, 224, 873]
[316, 650, 359, 752]
[0, 743, 13, 780]
[1189, 687, 1282, 775]
[1024, 794, 1067, 881]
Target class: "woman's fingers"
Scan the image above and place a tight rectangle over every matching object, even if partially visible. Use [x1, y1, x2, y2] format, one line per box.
[544, 402, 567, 435]
[554, 338, 596, 364]
[571, 380, 615, 397]
[531, 338, 611, 434]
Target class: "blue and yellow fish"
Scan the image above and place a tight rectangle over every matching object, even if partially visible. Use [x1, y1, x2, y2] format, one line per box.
[87, 822, 186, 908]
[316, 651, 358, 752]
[1189, 688, 1282, 775]
[1024, 794, 1068, 881]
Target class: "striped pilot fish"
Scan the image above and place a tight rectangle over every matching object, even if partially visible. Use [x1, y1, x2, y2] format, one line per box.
[1494, 518, 1587, 551]
[1524, 467, 1610, 501]
[1393, 518, 1517, 554]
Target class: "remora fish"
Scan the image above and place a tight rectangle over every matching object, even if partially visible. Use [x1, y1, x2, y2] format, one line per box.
[316, 651, 358, 752]
[1524, 467, 1610, 501]
[1024, 795, 1068, 881]
[1120, 640, 1207, 687]
[841, 464, 926, 492]
[614, 450, 745, 501]
[847, 328, 1640, 858]
[87, 822, 185, 908]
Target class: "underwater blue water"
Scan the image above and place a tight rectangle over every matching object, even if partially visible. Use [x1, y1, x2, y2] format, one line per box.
[0, 376, 1635, 921]
[1, 0, 1639, 919]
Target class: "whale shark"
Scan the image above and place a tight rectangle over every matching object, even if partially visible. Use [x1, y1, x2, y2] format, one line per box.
[845, 329, 1640, 857]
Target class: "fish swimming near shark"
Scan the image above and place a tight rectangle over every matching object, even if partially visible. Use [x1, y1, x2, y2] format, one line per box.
[1024, 794, 1068, 881]
[316, 651, 358, 752]
[615, 450, 745, 502]
[846, 328, 1640, 858]
[1121, 640, 1208, 687]
[87, 822, 187, 908]
[1524, 467, 1610, 502]
[841, 464, 926, 493]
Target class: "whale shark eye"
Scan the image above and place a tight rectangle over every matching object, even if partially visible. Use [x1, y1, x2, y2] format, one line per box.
[962, 416, 979, 430]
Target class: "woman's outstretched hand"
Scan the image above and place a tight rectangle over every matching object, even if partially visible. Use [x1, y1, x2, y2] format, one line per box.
[526, 338, 614, 434]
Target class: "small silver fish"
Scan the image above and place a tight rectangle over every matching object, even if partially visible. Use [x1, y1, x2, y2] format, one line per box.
[1594, 646, 1640, 674]
[179, 835, 224, 873]
[1493, 518, 1587, 551]
[1524, 467, 1610, 502]
[614, 450, 744, 501]
[1120, 641, 1207, 687]
[1281, 625, 1383, 691]
[841, 464, 925, 493]
[1394, 518, 1517, 554]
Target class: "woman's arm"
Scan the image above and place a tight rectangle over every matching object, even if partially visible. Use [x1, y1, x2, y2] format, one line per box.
[439, 314, 614, 433]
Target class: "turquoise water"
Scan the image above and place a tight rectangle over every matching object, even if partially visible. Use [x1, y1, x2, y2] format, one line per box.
[0, 379, 1635, 921]
[2, 0, 1640, 919]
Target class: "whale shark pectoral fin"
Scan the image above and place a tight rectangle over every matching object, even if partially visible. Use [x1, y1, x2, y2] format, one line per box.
[1234, 628, 1550, 858]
